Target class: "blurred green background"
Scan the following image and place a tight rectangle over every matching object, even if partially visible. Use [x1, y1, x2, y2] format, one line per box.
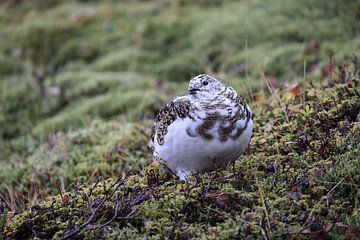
[0, 0, 359, 208]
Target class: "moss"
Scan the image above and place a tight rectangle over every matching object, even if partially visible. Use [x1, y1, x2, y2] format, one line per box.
[0, 120, 153, 203]
[0, 0, 359, 239]
[3, 76, 360, 239]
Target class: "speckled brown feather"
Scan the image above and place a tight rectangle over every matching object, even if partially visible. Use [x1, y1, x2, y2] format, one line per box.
[149, 97, 196, 150]
[149, 74, 253, 180]
[196, 112, 220, 140]
[149, 77, 252, 154]
[195, 91, 251, 142]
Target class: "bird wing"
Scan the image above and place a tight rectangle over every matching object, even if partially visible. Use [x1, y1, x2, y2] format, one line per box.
[148, 96, 195, 153]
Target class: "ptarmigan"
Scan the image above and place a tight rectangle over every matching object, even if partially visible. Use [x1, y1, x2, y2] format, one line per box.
[148, 74, 253, 180]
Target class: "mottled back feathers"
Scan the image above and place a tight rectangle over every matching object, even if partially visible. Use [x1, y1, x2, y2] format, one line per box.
[148, 77, 251, 152]
[149, 97, 196, 150]
[148, 74, 253, 179]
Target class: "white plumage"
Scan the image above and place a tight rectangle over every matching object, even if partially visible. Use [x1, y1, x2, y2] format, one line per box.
[149, 74, 253, 180]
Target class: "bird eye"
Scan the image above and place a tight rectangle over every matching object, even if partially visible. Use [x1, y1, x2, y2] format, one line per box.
[203, 81, 208, 86]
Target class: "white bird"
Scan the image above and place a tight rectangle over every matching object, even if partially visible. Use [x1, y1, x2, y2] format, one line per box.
[148, 74, 253, 180]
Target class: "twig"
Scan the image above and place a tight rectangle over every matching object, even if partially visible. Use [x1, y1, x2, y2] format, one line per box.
[329, 51, 334, 84]
[86, 177, 102, 201]
[282, 222, 336, 237]
[290, 176, 346, 240]
[352, 53, 358, 76]
[245, 38, 248, 77]
[258, 224, 270, 240]
[303, 60, 307, 107]
[255, 171, 271, 237]
[325, 176, 346, 196]
[205, 171, 218, 192]
[313, 179, 359, 188]
[98, 195, 121, 228]
[101, 189, 151, 228]
[56, 180, 64, 205]
[60, 179, 124, 240]
[61, 197, 108, 240]
[61, 178, 152, 240]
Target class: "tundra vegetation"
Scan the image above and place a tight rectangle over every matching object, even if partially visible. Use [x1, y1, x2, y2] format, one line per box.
[0, 0, 359, 239]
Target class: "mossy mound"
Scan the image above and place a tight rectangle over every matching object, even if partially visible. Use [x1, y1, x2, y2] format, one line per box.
[0, 120, 152, 204]
[0, 0, 359, 239]
[3, 77, 359, 239]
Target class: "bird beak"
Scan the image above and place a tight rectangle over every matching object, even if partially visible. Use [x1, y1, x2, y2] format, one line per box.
[189, 88, 200, 95]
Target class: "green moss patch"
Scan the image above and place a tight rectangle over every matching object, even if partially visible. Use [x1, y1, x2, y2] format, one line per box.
[3, 76, 360, 239]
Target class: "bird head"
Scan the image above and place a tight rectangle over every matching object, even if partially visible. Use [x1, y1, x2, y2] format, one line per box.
[188, 74, 226, 100]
